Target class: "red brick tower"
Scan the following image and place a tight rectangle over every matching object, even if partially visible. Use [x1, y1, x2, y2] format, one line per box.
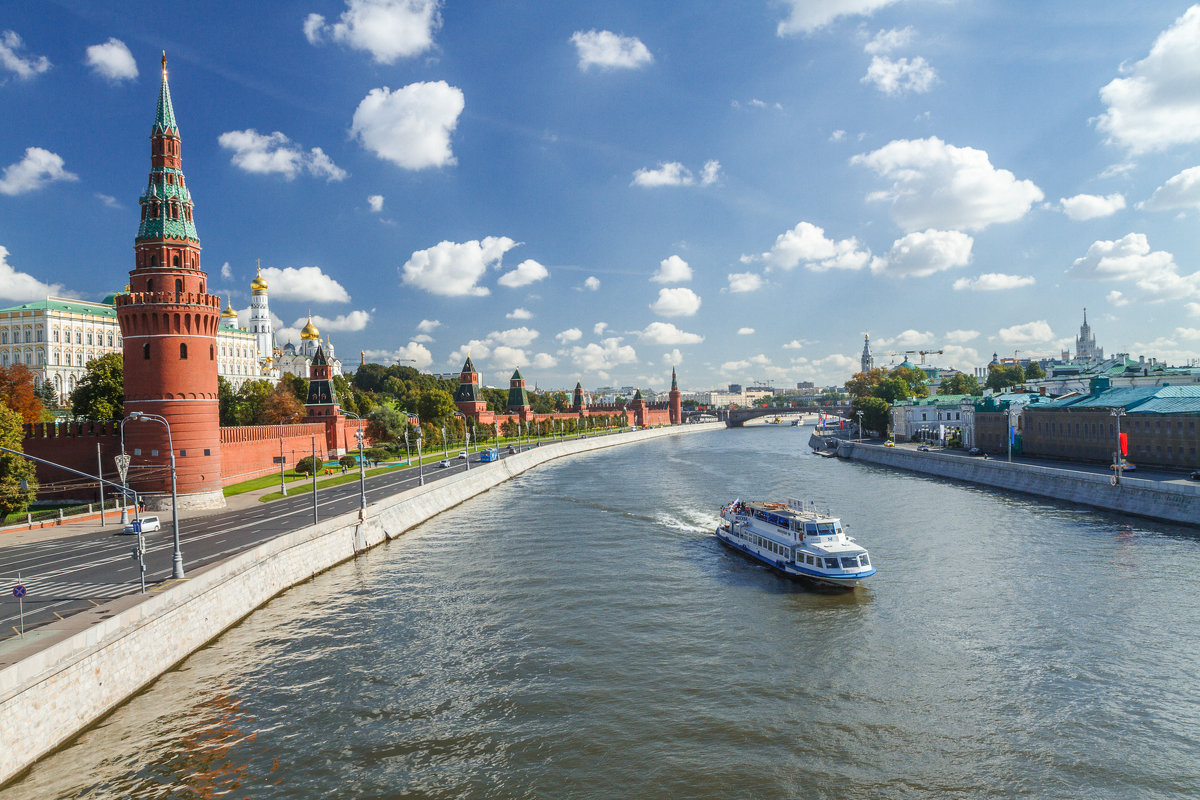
[669, 367, 682, 424]
[303, 339, 349, 455]
[115, 54, 225, 509]
[572, 381, 587, 414]
[453, 356, 486, 420]
[507, 368, 531, 421]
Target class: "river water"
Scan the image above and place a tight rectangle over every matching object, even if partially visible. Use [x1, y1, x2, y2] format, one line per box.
[6, 427, 1200, 799]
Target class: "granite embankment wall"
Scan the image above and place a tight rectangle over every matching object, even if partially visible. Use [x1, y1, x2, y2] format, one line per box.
[0, 423, 720, 786]
[832, 439, 1200, 525]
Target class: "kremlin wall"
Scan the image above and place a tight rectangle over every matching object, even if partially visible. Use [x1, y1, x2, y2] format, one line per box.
[17, 57, 683, 510]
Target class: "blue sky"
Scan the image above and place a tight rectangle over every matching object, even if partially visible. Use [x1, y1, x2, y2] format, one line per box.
[3, 1, 1200, 392]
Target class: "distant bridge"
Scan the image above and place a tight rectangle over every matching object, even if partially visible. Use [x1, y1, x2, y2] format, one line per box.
[720, 405, 853, 428]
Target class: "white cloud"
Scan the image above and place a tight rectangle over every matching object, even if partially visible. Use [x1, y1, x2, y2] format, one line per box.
[351, 82, 464, 170]
[304, 0, 440, 63]
[776, 0, 900, 35]
[0, 31, 49, 79]
[367, 194, 384, 212]
[570, 30, 652, 70]
[1066, 232, 1200, 301]
[506, 307, 532, 320]
[830, 129, 846, 142]
[662, 348, 684, 366]
[852, 137, 1043, 232]
[995, 321, 1056, 347]
[651, 254, 692, 283]
[417, 319, 440, 333]
[737, 327, 755, 335]
[878, 329, 935, 349]
[262, 265, 351, 302]
[218, 129, 347, 181]
[760, 221, 872, 272]
[84, 38, 137, 81]
[221, 262, 233, 280]
[95, 193, 120, 208]
[490, 346, 529, 371]
[0, 246, 66, 301]
[944, 329, 980, 344]
[727, 272, 764, 293]
[489, 326, 539, 347]
[865, 26, 914, 54]
[569, 337, 639, 373]
[400, 236, 516, 297]
[593, 322, 608, 336]
[498, 258, 549, 288]
[1142, 166, 1200, 212]
[952, 273, 1035, 291]
[1060, 193, 1126, 220]
[721, 354, 771, 373]
[531, 352, 558, 370]
[862, 55, 936, 95]
[0, 147, 78, 195]
[637, 322, 704, 345]
[632, 160, 720, 187]
[555, 328, 583, 344]
[1187, 302, 1200, 317]
[1096, 6, 1200, 153]
[583, 276, 600, 291]
[1107, 290, 1130, 307]
[810, 353, 857, 374]
[870, 229, 974, 277]
[365, 342, 434, 369]
[649, 287, 702, 317]
[412, 333, 433, 343]
[782, 339, 807, 349]
[296, 310, 371, 332]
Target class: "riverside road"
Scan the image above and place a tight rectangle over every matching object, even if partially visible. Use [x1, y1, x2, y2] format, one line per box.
[0, 444, 536, 644]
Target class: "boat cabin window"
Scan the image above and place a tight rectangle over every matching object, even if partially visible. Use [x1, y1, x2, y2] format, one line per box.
[824, 557, 839, 569]
[859, 554, 870, 566]
[841, 556, 860, 569]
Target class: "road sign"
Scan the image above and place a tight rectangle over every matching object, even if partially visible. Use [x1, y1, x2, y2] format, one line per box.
[272, 456, 286, 464]
[114, 454, 131, 483]
[12, 585, 26, 598]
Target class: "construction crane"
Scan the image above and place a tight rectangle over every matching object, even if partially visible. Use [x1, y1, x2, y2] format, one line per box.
[882, 348, 944, 365]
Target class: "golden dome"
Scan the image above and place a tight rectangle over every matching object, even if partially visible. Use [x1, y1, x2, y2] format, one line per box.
[251, 266, 268, 295]
[300, 314, 319, 340]
[221, 297, 239, 319]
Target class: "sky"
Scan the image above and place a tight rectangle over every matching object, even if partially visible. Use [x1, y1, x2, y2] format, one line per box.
[3, 1, 1200, 393]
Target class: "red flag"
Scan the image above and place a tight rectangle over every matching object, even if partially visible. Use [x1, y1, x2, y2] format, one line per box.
[1119, 432, 1128, 456]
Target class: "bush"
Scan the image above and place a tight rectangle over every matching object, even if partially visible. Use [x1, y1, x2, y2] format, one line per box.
[339, 454, 358, 468]
[365, 446, 389, 462]
[296, 456, 325, 475]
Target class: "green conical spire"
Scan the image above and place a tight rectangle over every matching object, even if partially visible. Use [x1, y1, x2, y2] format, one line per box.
[671, 367, 678, 391]
[153, 52, 178, 135]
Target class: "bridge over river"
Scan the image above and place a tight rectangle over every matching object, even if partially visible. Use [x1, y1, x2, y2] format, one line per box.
[717, 405, 853, 428]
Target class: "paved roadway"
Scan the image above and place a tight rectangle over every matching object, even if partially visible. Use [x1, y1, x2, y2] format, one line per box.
[0, 439, 565, 641]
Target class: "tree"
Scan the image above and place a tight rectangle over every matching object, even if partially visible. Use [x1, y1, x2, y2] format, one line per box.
[1024, 361, 1046, 380]
[0, 405, 37, 516]
[366, 404, 406, 442]
[986, 363, 1025, 392]
[257, 383, 304, 424]
[938, 372, 982, 396]
[296, 455, 325, 475]
[417, 388, 456, 422]
[875, 376, 912, 404]
[0, 364, 44, 423]
[278, 372, 308, 403]
[851, 396, 890, 436]
[70, 353, 124, 420]
[845, 368, 887, 399]
[34, 379, 59, 412]
[891, 365, 930, 398]
[217, 376, 238, 426]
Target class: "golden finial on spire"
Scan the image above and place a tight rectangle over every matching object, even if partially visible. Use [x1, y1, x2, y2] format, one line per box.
[161, 51, 167, 81]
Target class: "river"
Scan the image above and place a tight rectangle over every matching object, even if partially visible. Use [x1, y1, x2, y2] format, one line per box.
[5, 426, 1199, 799]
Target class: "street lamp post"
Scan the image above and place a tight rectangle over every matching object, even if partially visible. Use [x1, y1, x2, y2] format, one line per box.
[1007, 406, 1021, 463]
[856, 410, 864, 443]
[1111, 406, 1127, 484]
[416, 430, 425, 486]
[125, 412, 183, 579]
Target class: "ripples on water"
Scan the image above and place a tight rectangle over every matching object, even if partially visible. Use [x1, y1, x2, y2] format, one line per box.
[7, 428, 1200, 799]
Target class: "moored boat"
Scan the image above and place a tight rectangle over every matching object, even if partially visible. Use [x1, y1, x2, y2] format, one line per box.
[716, 499, 874, 589]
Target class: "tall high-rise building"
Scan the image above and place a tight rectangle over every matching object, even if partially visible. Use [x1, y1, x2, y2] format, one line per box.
[249, 264, 274, 368]
[1075, 308, 1104, 362]
[114, 54, 225, 509]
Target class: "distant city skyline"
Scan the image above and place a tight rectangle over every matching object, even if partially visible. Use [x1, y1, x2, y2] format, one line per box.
[3, 1, 1200, 391]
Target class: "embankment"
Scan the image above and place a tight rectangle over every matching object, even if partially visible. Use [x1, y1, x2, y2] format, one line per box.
[0, 423, 720, 785]
[828, 438, 1200, 526]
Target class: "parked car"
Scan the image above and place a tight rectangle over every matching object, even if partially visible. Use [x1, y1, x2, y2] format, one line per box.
[918, 445, 930, 452]
[884, 440, 895, 447]
[1111, 462, 1136, 471]
[968, 447, 983, 456]
[1190, 470, 1200, 481]
[122, 515, 161, 535]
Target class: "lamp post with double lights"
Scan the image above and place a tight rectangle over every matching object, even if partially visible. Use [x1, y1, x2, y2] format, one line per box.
[1007, 406, 1021, 463]
[124, 411, 183, 579]
[416, 428, 425, 486]
[856, 410, 864, 443]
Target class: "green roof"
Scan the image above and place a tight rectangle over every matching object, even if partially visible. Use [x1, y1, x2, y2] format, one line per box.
[153, 65, 178, 135]
[1041, 385, 1200, 414]
[0, 298, 117, 317]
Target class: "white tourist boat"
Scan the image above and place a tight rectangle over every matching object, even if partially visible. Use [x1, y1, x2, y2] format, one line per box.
[716, 499, 875, 589]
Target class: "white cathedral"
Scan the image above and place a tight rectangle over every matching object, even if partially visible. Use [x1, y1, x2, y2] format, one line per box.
[241, 265, 344, 382]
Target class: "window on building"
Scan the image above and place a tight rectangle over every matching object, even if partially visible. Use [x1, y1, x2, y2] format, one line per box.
[52, 329, 59, 343]
[76, 353, 83, 365]
[36, 328, 43, 342]
[24, 329, 32, 343]
[87, 333, 93, 345]
[107, 334, 113, 347]
[0, 331, 6, 344]
[143, 343, 150, 360]
[75, 331, 81, 344]
[180, 342, 188, 359]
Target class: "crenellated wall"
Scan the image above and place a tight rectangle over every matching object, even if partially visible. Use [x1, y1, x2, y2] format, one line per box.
[218, 423, 330, 485]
